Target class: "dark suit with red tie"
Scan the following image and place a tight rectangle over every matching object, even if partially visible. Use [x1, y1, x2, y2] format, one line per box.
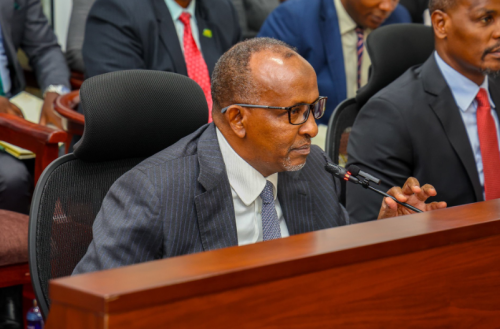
[346, 54, 500, 222]
[82, 0, 241, 80]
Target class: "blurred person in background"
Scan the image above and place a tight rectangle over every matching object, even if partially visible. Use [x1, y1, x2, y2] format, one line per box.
[258, 0, 410, 148]
[83, 0, 241, 122]
[65, 0, 96, 73]
[0, 1, 70, 327]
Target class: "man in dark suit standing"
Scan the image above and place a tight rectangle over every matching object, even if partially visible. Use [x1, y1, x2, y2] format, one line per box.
[83, 0, 241, 121]
[347, 0, 500, 222]
[73, 38, 445, 275]
[257, 0, 411, 128]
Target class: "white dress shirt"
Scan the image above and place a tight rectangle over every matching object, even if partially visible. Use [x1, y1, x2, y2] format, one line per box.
[164, 0, 201, 52]
[333, 0, 372, 99]
[216, 128, 290, 246]
[434, 51, 500, 195]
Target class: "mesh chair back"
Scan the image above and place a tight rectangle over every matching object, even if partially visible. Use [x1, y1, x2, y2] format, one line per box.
[325, 98, 359, 206]
[29, 70, 209, 318]
[356, 24, 434, 107]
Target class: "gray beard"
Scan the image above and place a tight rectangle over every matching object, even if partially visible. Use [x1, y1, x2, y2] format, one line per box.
[481, 68, 500, 78]
[283, 157, 306, 172]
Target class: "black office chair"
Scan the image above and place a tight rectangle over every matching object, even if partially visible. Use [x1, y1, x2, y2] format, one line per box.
[325, 24, 434, 205]
[28, 70, 209, 318]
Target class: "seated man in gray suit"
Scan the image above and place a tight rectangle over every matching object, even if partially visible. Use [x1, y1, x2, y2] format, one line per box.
[73, 38, 446, 275]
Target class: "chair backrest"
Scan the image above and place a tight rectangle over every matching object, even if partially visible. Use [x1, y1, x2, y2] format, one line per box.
[29, 70, 209, 318]
[325, 24, 434, 205]
[325, 98, 359, 206]
[356, 24, 434, 107]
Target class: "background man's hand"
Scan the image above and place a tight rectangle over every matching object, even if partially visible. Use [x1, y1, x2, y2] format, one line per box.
[0, 96, 24, 118]
[377, 177, 447, 219]
[39, 92, 63, 130]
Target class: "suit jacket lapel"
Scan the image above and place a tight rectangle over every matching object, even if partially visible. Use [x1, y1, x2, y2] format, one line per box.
[194, 124, 238, 251]
[278, 170, 315, 236]
[423, 56, 483, 201]
[195, 1, 218, 77]
[320, 0, 347, 103]
[153, 0, 188, 76]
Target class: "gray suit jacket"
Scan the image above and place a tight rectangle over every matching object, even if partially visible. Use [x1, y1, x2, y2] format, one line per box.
[74, 123, 349, 274]
[0, 0, 70, 95]
[65, 0, 95, 73]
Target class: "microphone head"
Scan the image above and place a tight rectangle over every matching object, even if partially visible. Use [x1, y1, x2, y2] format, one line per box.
[346, 165, 361, 176]
[325, 162, 345, 177]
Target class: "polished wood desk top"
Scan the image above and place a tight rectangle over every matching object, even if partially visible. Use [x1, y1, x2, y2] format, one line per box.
[48, 199, 500, 318]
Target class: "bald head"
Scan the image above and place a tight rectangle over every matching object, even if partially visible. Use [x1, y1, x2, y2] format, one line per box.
[211, 38, 298, 117]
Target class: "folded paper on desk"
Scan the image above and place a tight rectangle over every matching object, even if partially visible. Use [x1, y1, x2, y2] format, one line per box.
[1, 92, 44, 159]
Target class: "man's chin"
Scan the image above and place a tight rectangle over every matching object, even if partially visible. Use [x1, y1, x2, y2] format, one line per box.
[283, 158, 306, 172]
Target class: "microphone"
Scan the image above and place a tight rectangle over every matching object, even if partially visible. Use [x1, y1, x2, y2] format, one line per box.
[324, 162, 423, 213]
[346, 164, 381, 185]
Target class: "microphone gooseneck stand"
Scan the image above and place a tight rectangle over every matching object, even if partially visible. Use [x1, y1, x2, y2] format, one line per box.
[324, 162, 423, 214]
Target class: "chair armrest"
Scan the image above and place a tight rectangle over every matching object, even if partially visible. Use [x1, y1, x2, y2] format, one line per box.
[54, 90, 84, 136]
[0, 113, 67, 183]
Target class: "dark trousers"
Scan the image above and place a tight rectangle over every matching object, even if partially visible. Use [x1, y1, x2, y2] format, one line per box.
[0, 151, 32, 215]
[0, 151, 32, 328]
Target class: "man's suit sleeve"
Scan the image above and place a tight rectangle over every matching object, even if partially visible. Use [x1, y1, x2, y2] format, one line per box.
[73, 168, 163, 275]
[257, 3, 299, 50]
[20, 0, 70, 92]
[83, 0, 145, 79]
[346, 97, 413, 222]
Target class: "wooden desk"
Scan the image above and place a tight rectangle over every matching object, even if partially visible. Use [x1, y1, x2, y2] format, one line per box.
[45, 200, 500, 328]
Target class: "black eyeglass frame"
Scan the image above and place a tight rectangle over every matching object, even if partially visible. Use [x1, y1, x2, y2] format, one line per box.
[220, 96, 328, 125]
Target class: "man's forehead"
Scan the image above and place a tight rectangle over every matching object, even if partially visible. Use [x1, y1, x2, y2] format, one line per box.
[250, 51, 311, 86]
[454, 0, 499, 12]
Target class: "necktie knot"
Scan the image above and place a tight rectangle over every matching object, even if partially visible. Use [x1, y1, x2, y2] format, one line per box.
[179, 12, 191, 26]
[260, 181, 274, 205]
[476, 88, 490, 110]
[355, 26, 364, 37]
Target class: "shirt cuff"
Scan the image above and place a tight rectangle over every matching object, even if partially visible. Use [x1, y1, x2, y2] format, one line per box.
[43, 85, 70, 98]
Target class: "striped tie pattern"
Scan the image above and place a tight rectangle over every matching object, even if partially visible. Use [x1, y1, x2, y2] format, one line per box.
[476, 88, 500, 200]
[260, 180, 281, 241]
[355, 26, 364, 90]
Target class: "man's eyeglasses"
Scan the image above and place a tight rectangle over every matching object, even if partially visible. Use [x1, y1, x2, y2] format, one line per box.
[220, 96, 327, 125]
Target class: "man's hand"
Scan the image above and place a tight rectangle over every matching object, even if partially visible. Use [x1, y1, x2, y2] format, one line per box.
[0, 96, 24, 118]
[377, 177, 447, 219]
[39, 92, 63, 130]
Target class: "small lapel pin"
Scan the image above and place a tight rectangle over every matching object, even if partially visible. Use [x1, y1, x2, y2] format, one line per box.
[202, 28, 212, 38]
[14, 2, 21, 10]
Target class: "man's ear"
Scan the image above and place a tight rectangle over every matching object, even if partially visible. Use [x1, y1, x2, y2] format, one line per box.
[432, 10, 448, 40]
[226, 105, 246, 139]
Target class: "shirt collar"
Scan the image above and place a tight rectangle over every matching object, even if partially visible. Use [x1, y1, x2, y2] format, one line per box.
[333, 0, 357, 35]
[216, 127, 278, 206]
[434, 51, 495, 112]
[164, 0, 196, 21]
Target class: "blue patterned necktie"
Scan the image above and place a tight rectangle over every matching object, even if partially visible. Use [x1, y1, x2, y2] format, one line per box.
[355, 26, 364, 90]
[260, 180, 281, 241]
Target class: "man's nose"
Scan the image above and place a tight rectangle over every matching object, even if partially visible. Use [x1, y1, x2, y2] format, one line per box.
[300, 111, 318, 138]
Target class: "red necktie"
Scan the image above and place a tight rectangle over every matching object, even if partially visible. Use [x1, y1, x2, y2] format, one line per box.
[179, 12, 212, 123]
[476, 88, 500, 200]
